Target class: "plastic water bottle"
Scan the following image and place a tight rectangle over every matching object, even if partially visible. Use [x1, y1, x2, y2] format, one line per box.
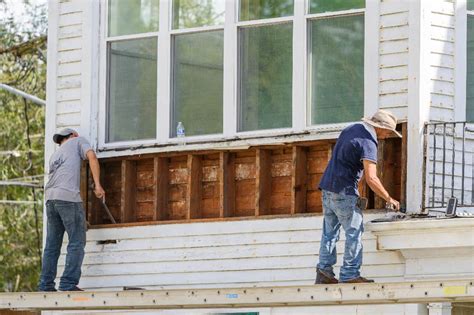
[177, 121, 185, 144]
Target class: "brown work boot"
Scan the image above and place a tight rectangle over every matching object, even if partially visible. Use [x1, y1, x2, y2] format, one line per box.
[340, 276, 375, 283]
[315, 268, 339, 284]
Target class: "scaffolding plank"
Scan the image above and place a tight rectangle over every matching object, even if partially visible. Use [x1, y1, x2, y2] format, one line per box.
[1, 280, 473, 311]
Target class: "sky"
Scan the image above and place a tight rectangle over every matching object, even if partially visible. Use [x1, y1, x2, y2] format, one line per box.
[1, 0, 48, 28]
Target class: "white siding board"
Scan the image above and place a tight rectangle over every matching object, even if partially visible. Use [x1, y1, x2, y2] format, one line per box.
[379, 2, 409, 15]
[428, 66, 454, 81]
[380, 25, 409, 41]
[379, 12, 409, 28]
[379, 66, 409, 81]
[379, 39, 409, 55]
[58, 12, 82, 26]
[59, 1, 82, 15]
[431, 25, 455, 42]
[379, 93, 408, 107]
[379, 80, 408, 95]
[57, 75, 81, 89]
[430, 39, 455, 55]
[56, 87, 81, 102]
[57, 100, 82, 114]
[430, 93, 455, 108]
[57, 61, 81, 76]
[58, 37, 82, 51]
[58, 24, 82, 39]
[431, 1, 455, 15]
[430, 80, 455, 96]
[58, 49, 82, 63]
[431, 53, 454, 68]
[431, 12, 455, 28]
[56, 112, 82, 126]
[70, 246, 404, 267]
[379, 52, 409, 67]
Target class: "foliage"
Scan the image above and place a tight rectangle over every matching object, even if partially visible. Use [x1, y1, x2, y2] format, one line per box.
[0, 0, 47, 291]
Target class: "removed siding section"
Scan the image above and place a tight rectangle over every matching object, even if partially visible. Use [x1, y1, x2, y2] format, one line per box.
[56, 1, 83, 130]
[379, 0, 410, 119]
[430, 0, 456, 121]
[57, 216, 405, 290]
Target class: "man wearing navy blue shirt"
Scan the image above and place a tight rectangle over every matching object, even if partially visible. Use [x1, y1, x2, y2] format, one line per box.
[316, 110, 401, 284]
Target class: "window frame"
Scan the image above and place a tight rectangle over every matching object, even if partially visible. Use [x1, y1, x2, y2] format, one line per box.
[96, 0, 378, 152]
[459, 0, 471, 122]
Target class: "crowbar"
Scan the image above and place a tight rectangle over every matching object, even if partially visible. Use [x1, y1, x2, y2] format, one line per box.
[100, 197, 117, 224]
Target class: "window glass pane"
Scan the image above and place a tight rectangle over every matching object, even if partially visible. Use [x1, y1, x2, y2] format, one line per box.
[239, 0, 294, 21]
[239, 23, 292, 131]
[309, 15, 364, 125]
[172, 0, 225, 29]
[172, 31, 224, 136]
[310, 0, 364, 14]
[469, 0, 474, 11]
[467, 16, 474, 121]
[108, 0, 159, 37]
[107, 38, 157, 142]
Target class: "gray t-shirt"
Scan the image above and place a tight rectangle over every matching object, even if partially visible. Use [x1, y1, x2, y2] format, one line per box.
[45, 137, 92, 202]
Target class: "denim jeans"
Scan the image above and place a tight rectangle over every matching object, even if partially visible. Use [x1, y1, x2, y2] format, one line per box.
[317, 190, 364, 282]
[38, 200, 86, 291]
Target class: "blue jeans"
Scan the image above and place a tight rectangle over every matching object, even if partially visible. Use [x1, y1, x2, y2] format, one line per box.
[317, 190, 364, 282]
[38, 200, 86, 291]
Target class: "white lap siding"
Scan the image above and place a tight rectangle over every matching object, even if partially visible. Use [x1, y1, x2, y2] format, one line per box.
[430, 0, 456, 122]
[56, 215, 405, 290]
[379, 0, 410, 119]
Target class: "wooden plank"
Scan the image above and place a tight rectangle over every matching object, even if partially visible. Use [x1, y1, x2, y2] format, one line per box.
[255, 149, 271, 216]
[80, 161, 88, 212]
[154, 157, 168, 221]
[291, 146, 307, 214]
[400, 123, 407, 208]
[219, 152, 235, 218]
[120, 160, 137, 223]
[186, 155, 202, 219]
[375, 140, 386, 209]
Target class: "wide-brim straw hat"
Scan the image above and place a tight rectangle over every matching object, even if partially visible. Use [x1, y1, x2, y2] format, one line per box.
[362, 110, 402, 138]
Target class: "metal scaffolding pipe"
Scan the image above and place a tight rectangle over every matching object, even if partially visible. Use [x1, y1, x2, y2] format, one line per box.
[0, 83, 46, 106]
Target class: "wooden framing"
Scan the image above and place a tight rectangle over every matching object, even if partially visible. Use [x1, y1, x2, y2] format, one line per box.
[83, 131, 406, 226]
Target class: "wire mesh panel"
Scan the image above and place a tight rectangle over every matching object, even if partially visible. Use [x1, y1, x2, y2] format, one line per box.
[424, 122, 474, 210]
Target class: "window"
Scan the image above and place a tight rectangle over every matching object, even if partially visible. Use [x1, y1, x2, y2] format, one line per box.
[238, 0, 294, 132]
[467, 2, 474, 121]
[106, 0, 159, 143]
[171, 0, 225, 137]
[308, 0, 365, 125]
[101, 0, 370, 147]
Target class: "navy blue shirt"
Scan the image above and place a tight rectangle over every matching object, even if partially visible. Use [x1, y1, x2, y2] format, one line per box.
[319, 124, 378, 196]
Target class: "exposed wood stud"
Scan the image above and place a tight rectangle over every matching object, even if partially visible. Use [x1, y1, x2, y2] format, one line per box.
[219, 152, 235, 218]
[375, 140, 386, 209]
[291, 146, 307, 214]
[187, 155, 202, 219]
[256, 149, 271, 216]
[120, 160, 137, 223]
[154, 157, 169, 221]
[400, 123, 407, 208]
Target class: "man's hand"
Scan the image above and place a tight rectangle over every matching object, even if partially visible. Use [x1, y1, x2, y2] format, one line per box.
[94, 184, 105, 199]
[386, 197, 400, 211]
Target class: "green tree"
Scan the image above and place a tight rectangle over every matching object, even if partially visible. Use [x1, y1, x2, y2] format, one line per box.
[0, 0, 47, 291]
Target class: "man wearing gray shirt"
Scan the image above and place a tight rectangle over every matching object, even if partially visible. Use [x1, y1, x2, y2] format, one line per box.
[38, 128, 105, 292]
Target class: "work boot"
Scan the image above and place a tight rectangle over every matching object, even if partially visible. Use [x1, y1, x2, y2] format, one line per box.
[340, 276, 375, 283]
[315, 268, 339, 284]
[59, 286, 84, 291]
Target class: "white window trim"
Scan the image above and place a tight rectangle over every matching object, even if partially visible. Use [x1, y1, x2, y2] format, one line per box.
[96, 0, 377, 153]
[456, 0, 469, 121]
